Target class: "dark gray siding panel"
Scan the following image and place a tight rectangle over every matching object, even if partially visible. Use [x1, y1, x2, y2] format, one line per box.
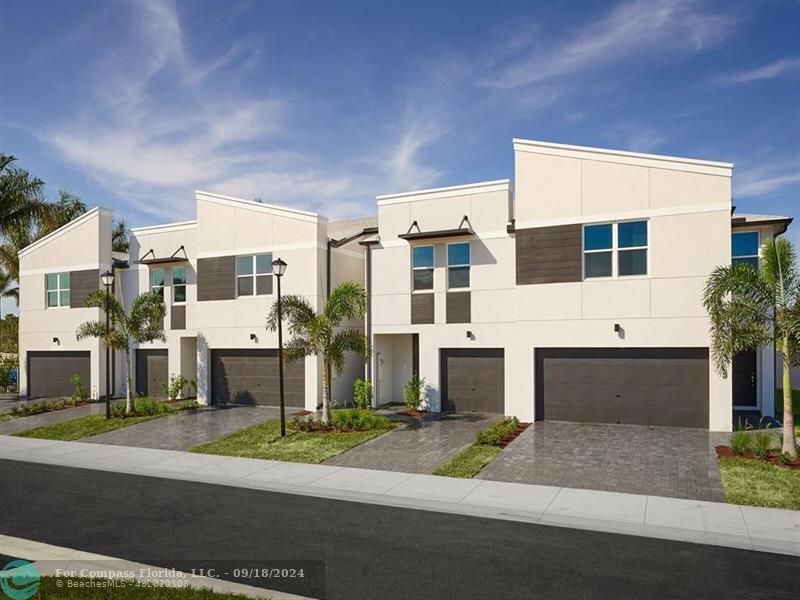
[535, 348, 709, 428]
[27, 351, 90, 398]
[516, 224, 582, 285]
[211, 349, 304, 406]
[69, 269, 100, 308]
[446, 291, 471, 324]
[171, 305, 186, 330]
[136, 349, 169, 397]
[441, 348, 505, 413]
[411, 294, 434, 324]
[197, 256, 236, 301]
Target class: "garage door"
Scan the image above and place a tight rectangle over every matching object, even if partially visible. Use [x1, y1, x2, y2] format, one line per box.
[535, 348, 709, 428]
[136, 349, 168, 397]
[211, 349, 305, 406]
[441, 349, 504, 413]
[27, 351, 90, 398]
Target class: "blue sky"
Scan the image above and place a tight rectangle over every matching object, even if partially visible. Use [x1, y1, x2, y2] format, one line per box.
[1, 0, 798, 237]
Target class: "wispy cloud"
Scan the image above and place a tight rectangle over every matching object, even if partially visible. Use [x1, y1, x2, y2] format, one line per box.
[482, 0, 735, 90]
[716, 56, 800, 84]
[735, 159, 800, 198]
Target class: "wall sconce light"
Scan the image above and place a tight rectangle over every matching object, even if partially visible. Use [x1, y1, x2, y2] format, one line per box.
[52, 337, 60, 344]
[613, 323, 621, 333]
[250, 333, 257, 341]
[466, 330, 474, 340]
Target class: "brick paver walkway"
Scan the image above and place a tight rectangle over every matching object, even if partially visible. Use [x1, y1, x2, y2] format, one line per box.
[478, 421, 726, 502]
[324, 413, 499, 473]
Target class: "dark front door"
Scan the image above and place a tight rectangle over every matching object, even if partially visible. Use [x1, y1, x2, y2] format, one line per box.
[210, 349, 305, 406]
[441, 349, 505, 413]
[27, 351, 91, 398]
[136, 349, 169, 398]
[732, 350, 757, 407]
[535, 348, 709, 429]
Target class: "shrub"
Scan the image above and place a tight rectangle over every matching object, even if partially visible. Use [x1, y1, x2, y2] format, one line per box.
[778, 452, 793, 466]
[353, 379, 372, 410]
[402, 375, 425, 411]
[0, 356, 18, 391]
[111, 397, 172, 418]
[69, 373, 88, 405]
[162, 374, 196, 401]
[331, 408, 393, 431]
[730, 430, 750, 456]
[753, 429, 775, 459]
[477, 417, 520, 446]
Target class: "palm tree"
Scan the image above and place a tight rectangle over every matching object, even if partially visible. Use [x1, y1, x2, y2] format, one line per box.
[112, 219, 129, 253]
[267, 281, 368, 424]
[76, 290, 166, 416]
[703, 237, 800, 457]
[0, 154, 47, 236]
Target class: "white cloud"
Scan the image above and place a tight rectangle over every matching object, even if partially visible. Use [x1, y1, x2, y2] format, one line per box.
[735, 160, 800, 198]
[483, 0, 735, 90]
[716, 56, 800, 84]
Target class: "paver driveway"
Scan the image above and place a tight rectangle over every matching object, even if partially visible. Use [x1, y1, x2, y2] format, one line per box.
[325, 412, 498, 473]
[478, 421, 726, 502]
[84, 405, 304, 451]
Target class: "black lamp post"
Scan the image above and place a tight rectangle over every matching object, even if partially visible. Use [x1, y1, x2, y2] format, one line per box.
[100, 270, 115, 419]
[272, 258, 288, 437]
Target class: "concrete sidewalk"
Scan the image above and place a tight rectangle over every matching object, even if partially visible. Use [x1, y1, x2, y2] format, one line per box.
[1, 436, 797, 557]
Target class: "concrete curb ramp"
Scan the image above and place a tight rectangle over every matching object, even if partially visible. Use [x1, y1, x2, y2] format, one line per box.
[1, 436, 798, 557]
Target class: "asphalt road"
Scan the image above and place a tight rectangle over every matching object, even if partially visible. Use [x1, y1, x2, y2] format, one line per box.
[0, 459, 797, 600]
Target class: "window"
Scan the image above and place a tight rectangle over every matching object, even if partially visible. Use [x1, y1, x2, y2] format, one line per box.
[412, 245, 434, 291]
[583, 220, 648, 279]
[46, 272, 70, 307]
[150, 268, 165, 297]
[173, 266, 187, 303]
[447, 242, 470, 289]
[732, 231, 759, 269]
[236, 253, 273, 297]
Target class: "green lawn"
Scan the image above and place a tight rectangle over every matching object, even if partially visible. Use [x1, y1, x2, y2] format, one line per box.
[191, 418, 397, 463]
[719, 457, 800, 510]
[433, 444, 502, 478]
[35, 578, 255, 599]
[13, 400, 196, 441]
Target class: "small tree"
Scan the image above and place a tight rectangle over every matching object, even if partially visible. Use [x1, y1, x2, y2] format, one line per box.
[76, 290, 166, 416]
[403, 374, 425, 411]
[267, 281, 368, 424]
[703, 237, 800, 457]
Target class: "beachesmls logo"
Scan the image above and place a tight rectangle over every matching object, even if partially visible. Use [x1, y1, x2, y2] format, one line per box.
[0, 560, 40, 600]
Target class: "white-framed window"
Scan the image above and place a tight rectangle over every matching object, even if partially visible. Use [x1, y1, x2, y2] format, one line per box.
[411, 245, 434, 292]
[236, 253, 273, 297]
[447, 242, 470, 289]
[583, 220, 648, 279]
[46, 272, 70, 308]
[732, 231, 759, 269]
[150, 268, 165, 298]
[173, 266, 187, 303]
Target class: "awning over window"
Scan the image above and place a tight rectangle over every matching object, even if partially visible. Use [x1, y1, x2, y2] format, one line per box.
[398, 216, 474, 241]
[137, 246, 189, 266]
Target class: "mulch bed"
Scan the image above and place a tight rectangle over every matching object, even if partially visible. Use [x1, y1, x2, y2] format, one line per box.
[715, 445, 800, 470]
[495, 422, 531, 448]
[397, 409, 434, 418]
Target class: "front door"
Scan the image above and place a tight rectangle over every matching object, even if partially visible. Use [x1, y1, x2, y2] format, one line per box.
[732, 350, 757, 407]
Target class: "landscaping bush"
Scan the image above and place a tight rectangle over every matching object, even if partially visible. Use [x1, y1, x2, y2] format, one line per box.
[730, 430, 751, 456]
[110, 397, 182, 418]
[331, 408, 393, 431]
[753, 429, 775, 459]
[402, 374, 425, 411]
[476, 417, 520, 446]
[162, 374, 196, 401]
[353, 378, 372, 410]
[0, 355, 18, 392]
[70, 373, 88, 405]
[11, 399, 68, 417]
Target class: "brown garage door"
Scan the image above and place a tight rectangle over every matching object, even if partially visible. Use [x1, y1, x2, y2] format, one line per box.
[441, 349, 504, 413]
[27, 351, 90, 398]
[211, 349, 305, 406]
[136, 349, 168, 397]
[535, 348, 709, 428]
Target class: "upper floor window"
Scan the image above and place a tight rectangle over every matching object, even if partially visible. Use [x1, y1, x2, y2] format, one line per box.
[237, 253, 273, 297]
[150, 268, 165, 298]
[46, 272, 70, 308]
[447, 242, 470, 289]
[173, 266, 187, 303]
[412, 245, 434, 291]
[584, 220, 648, 279]
[732, 231, 759, 269]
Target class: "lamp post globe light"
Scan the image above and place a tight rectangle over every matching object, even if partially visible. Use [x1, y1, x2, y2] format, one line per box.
[272, 258, 288, 437]
[100, 270, 115, 419]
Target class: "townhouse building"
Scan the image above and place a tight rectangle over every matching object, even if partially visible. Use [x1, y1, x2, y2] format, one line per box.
[17, 138, 791, 431]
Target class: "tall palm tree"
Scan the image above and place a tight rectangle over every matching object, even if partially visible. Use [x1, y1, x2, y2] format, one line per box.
[112, 219, 129, 253]
[267, 281, 368, 424]
[0, 154, 47, 236]
[76, 290, 166, 416]
[703, 237, 800, 457]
